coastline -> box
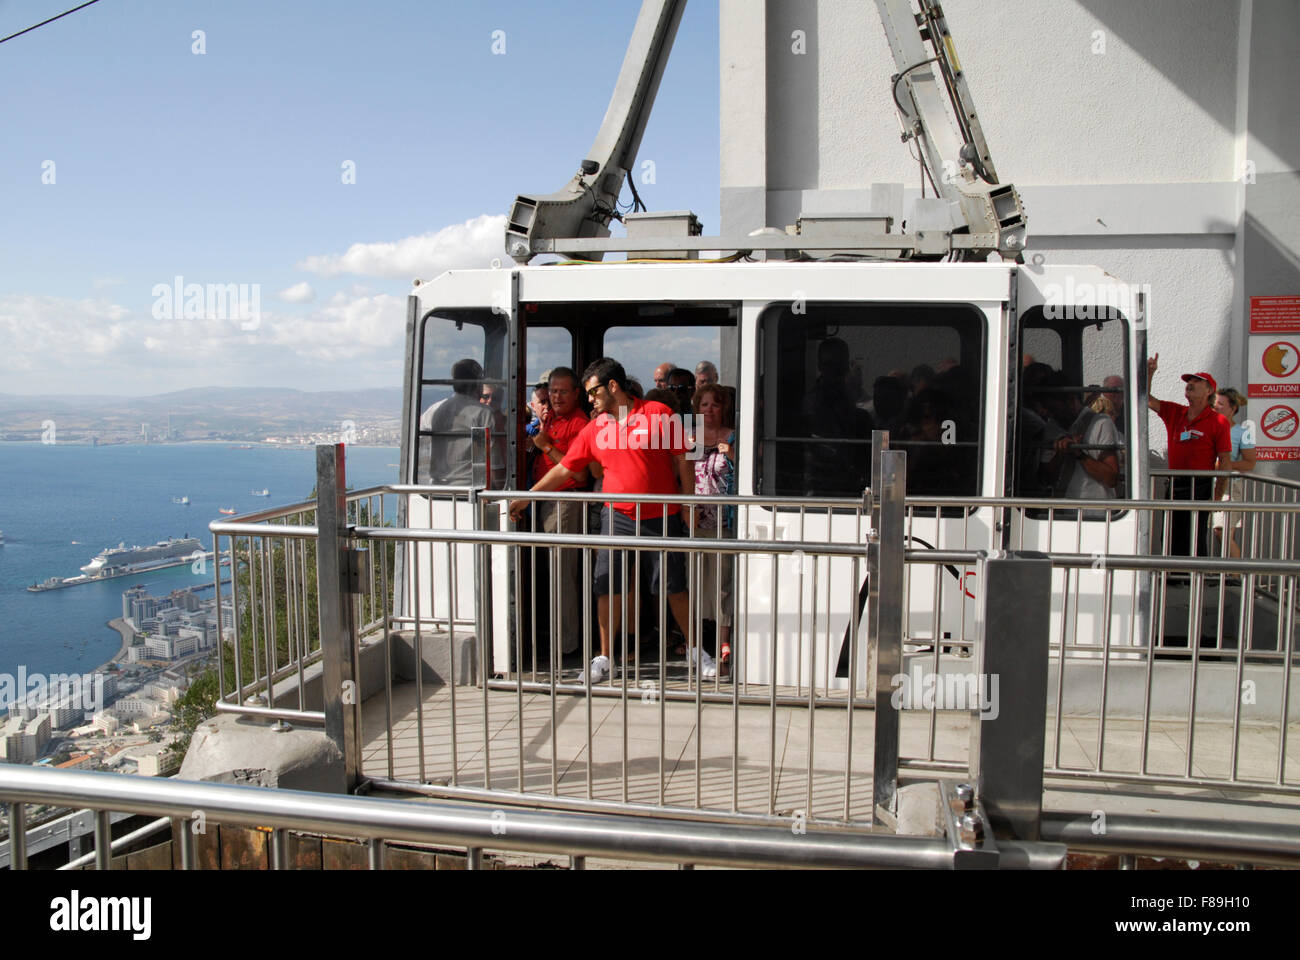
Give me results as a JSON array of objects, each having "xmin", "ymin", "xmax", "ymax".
[{"xmin": 96, "ymin": 618, "xmax": 136, "ymax": 674}]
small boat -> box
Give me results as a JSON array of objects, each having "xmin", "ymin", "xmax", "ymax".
[
  {"xmin": 172, "ymin": 496, "xmax": 190, "ymax": 505},
  {"xmin": 251, "ymin": 489, "xmax": 270, "ymax": 497},
  {"xmin": 219, "ymin": 508, "xmax": 237, "ymax": 515}
]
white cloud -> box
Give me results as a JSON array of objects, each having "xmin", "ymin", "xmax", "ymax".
[
  {"xmin": 0, "ymin": 290, "xmax": 406, "ymax": 393},
  {"xmin": 276, "ymin": 281, "xmax": 316, "ymax": 303},
  {"xmin": 296, "ymin": 213, "xmax": 507, "ymax": 279}
]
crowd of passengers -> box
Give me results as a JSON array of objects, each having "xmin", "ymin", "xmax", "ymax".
[
  {"xmin": 505, "ymin": 358, "xmax": 737, "ymax": 684},
  {"xmin": 795, "ymin": 336, "xmax": 980, "ymax": 496}
]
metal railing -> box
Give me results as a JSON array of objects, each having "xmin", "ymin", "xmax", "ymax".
[
  {"xmin": 6, "ymin": 439, "xmax": 1300, "ymax": 869},
  {"xmin": 194, "ymin": 442, "xmax": 1300, "ymax": 842},
  {"xmin": 0, "ymin": 765, "xmax": 1067, "ymax": 870}
]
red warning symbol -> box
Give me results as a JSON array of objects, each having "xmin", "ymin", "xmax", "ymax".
[
  {"xmin": 1261, "ymin": 405, "xmax": 1299, "ymax": 442},
  {"xmin": 1261, "ymin": 341, "xmax": 1300, "ymax": 378}
]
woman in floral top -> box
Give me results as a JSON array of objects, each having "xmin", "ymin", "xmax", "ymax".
[{"xmin": 690, "ymin": 384, "xmax": 737, "ymax": 675}]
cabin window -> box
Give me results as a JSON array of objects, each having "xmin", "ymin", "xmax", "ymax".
[
  {"xmin": 525, "ymin": 327, "xmax": 574, "ymax": 387},
  {"xmin": 415, "ymin": 309, "xmax": 507, "ymax": 486},
  {"xmin": 756, "ymin": 303, "xmax": 986, "ymax": 498},
  {"xmin": 1014, "ymin": 306, "xmax": 1130, "ymax": 507},
  {"xmin": 603, "ymin": 324, "xmax": 724, "ymax": 395}
]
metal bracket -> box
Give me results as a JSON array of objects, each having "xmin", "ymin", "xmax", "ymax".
[
  {"xmin": 939, "ymin": 780, "xmax": 999, "ymax": 869},
  {"xmin": 345, "ymin": 546, "xmax": 370, "ymax": 595}
]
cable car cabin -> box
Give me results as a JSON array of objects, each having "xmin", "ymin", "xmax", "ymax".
[{"xmin": 399, "ymin": 261, "xmax": 1148, "ymax": 691}]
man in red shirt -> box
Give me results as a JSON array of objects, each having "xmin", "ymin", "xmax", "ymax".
[
  {"xmin": 527, "ymin": 368, "xmax": 589, "ymax": 656},
  {"xmin": 511, "ymin": 357, "xmax": 707, "ymax": 684},
  {"xmin": 1147, "ymin": 354, "xmax": 1232, "ymax": 558}
]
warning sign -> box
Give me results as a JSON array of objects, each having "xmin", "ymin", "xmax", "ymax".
[
  {"xmin": 1255, "ymin": 402, "xmax": 1300, "ymax": 460},
  {"xmin": 1249, "ymin": 337, "xmax": 1300, "ymax": 397},
  {"xmin": 1250, "ymin": 296, "xmax": 1300, "ymax": 334},
  {"xmin": 1260, "ymin": 405, "xmax": 1299, "ymax": 442}
]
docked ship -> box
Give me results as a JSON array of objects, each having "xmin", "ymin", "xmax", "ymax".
[{"xmin": 79, "ymin": 537, "xmax": 205, "ymax": 578}]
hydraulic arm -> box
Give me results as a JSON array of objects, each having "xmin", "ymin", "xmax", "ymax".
[{"xmin": 505, "ymin": 0, "xmax": 1026, "ymax": 263}]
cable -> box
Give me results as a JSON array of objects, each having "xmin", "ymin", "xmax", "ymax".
[
  {"xmin": 626, "ymin": 168, "xmax": 646, "ymax": 214},
  {"xmin": 890, "ymin": 57, "xmax": 938, "ymax": 120},
  {"xmin": 0, "ymin": 0, "xmax": 101, "ymax": 45}
]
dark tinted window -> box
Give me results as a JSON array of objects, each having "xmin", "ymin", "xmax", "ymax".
[
  {"xmin": 757, "ymin": 303, "xmax": 985, "ymax": 497},
  {"xmin": 1014, "ymin": 307, "xmax": 1130, "ymax": 505},
  {"xmin": 415, "ymin": 310, "xmax": 507, "ymax": 486}
]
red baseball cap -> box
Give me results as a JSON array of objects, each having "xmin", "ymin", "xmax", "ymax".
[{"xmin": 1181, "ymin": 371, "xmax": 1217, "ymax": 393}]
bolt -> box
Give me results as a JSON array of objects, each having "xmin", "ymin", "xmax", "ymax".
[
  {"xmin": 958, "ymin": 813, "xmax": 984, "ymax": 846},
  {"xmin": 948, "ymin": 783, "xmax": 976, "ymax": 816}
]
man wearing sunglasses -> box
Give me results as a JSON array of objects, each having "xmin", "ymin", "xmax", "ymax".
[{"xmin": 510, "ymin": 357, "xmax": 709, "ymax": 683}]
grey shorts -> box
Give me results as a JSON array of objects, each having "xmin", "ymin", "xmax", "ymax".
[{"xmin": 592, "ymin": 507, "xmax": 687, "ymax": 597}]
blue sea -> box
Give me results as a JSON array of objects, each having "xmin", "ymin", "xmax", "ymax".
[{"xmin": 0, "ymin": 443, "xmax": 399, "ymax": 680}]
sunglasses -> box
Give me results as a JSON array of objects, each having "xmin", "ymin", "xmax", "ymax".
[{"xmin": 585, "ymin": 384, "xmax": 605, "ymax": 399}]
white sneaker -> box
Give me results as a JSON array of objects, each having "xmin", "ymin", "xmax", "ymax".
[
  {"xmin": 578, "ymin": 655, "xmax": 610, "ymax": 684},
  {"xmin": 691, "ymin": 648, "xmax": 717, "ymax": 680}
]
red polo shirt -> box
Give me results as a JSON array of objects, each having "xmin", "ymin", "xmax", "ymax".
[
  {"xmin": 562, "ymin": 399, "xmax": 687, "ymax": 518},
  {"xmin": 532, "ymin": 409, "xmax": 589, "ymax": 488},
  {"xmin": 1156, "ymin": 401, "xmax": 1231, "ymax": 470}
]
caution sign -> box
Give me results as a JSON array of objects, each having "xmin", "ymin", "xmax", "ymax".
[
  {"xmin": 1255, "ymin": 402, "xmax": 1300, "ymax": 460},
  {"xmin": 1250, "ymin": 296, "xmax": 1300, "ymax": 334},
  {"xmin": 1249, "ymin": 337, "xmax": 1300, "ymax": 397}
]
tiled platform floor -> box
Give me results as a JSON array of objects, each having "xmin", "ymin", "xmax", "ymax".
[{"xmin": 358, "ymin": 674, "xmax": 1300, "ymax": 826}]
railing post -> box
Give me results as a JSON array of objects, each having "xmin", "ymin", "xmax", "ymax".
[
  {"xmin": 8, "ymin": 803, "xmax": 27, "ymax": 870},
  {"xmin": 969, "ymin": 551, "xmax": 1052, "ymax": 841},
  {"xmin": 871, "ymin": 431, "xmax": 907, "ymax": 824},
  {"xmin": 94, "ymin": 809, "xmax": 112, "ymax": 870},
  {"xmin": 470, "ymin": 425, "xmax": 491, "ymax": 681},
  {"xmin": 317, "ymin": 443, "xmax": 359, "ymax": 792}
]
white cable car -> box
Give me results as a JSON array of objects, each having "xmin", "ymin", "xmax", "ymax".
[
  {"xmin": 399, "ymin": 258, "xmax": 1147, "ymax": 689},
  {"xmin": 397, "ymin": 0, "xmax": 1149, "ymax": 689}
]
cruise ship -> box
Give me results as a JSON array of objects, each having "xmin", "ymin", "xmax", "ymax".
[{"xmin": 79, "ymin": 537, "xmax": 204, "ymax": 577}]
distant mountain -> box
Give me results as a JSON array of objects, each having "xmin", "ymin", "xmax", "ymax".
[{"xmin": 0, "ymin": 387, "xmax": 403, "ymax": 441}]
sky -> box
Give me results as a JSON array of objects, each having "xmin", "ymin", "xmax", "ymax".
[{"xmin": 0, "ymin": 0, "xmax": 721, "ymax": 395}]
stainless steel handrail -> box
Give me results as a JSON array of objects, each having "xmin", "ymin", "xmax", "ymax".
[{"xmin": 0, "ymin": 766, "xmax": 1062, "ymax": 870}]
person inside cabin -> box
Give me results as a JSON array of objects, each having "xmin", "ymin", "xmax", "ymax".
[
  {"xmin": 420, "ymin": 358, "xmax": 500, "ymax": 486},
  {"xmin": 695, "ymin": 360, "xmax": 719, "ymax": 391},
  {"xmin": 509, "ymin": 358, "xmax": 708, "ymax": 684},
  {"xmin": 1210, "ymin": 387, "xmax": 1256, "ymax": 558},
  {"xmin": 527, "ymin": 367, "xmax": 591, "ymax": 654},
  {"xmin": 1103, "ymin": 374, "xmax": 1126, "ymax": 432},
  {"xmin": 690, "ymin": 383, "xmax": 738, "ymax": 677},
  {"xmin": 667, "ymin": 368, "xmax": 695, "ymax": 409},
  {"xmin": 801, "ymin": 337, "xmax": 872, "ymax": 492},
  {"xmin": 1017, "ymin": 363, "xmax": 1068, "ymax": 497},
  {"xmin": 523, "ymin": 373, "xmax": 553, "ymax": 486},
  {"xmin": 898, "ymin": 389, "xmax": 965, "ymax": 495},
  {"xmin": 526, "ymin": 372, "xmax": 552, "ymax": 433},
  {"xmin": 645, "ymin": 387, "xmax": 681, "ymax": 415},
  {"xmin": 1147, "ymin": 355, "xmax": 1232, "ymax": 559},
  {"xmin": 479, "ymin": 381, "xmax": 508, "ymax": 438},
  {"xmin": 871, "ymin": 375, "xmax": 908, "ymax": 439},
  {"xmin": 653, "ymin": 361, "xmax": 676, "ymax": 391},
  {"xmin": 1053, "ymin": 390, "xmax": 1120, "ymax": 505}
]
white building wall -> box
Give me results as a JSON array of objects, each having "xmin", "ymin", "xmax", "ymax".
[{"xmin": 719, "ymin": 0, "xmax": 1298, "ymax": 469}]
